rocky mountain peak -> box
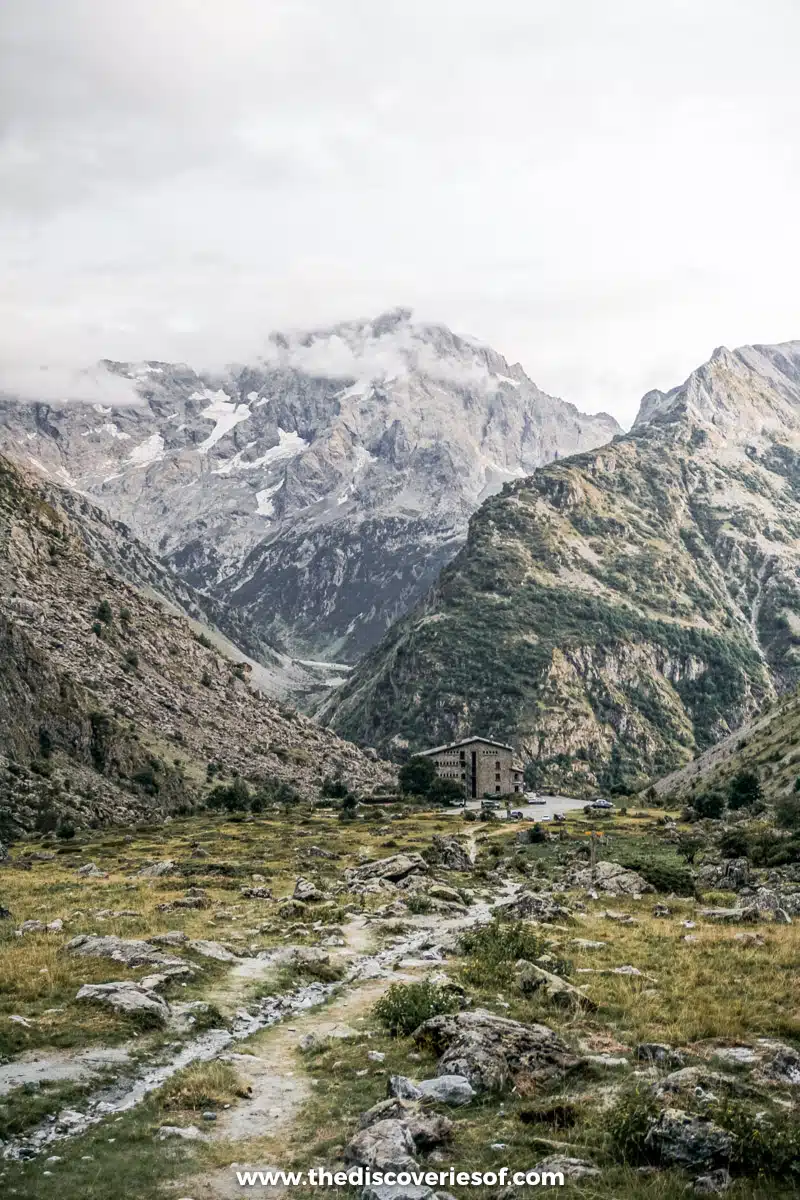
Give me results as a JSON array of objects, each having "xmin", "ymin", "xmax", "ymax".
[
  {"xmin": 0, "ymin": 313, "xmax": 620, "ymax": 674},
  {"xmin": 633, "ymin": 339, "xmax": 800, "ymax": 442}
]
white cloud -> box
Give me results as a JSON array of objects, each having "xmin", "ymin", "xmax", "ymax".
[
  {"xmin": 0, "ymin": 362, "xmax": 143, "ymax": 406},
  {"xmin": 0, "ymin": 1, "xmax": 799, "ymax": 424}
]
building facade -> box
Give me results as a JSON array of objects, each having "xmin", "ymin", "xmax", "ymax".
[{"xmin": 419, "ymin": 737, "xmax": 524, "ymax": 799}]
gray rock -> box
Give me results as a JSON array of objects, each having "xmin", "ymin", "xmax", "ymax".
[
  {"xmin": 693, "ymin": 1169, "xmax": 732, "ymax": 1195},
  {"xmin": 493, "ymin": 891, "xmax": 571, "ymax": 923},
  {"xmin": 634, "ymin": 1043, "xmax": 685, "ymax": 1068},
  {"xmin": 344, "ymin": 1118, "xmax": 418, "ymax": 1171},
  {"xmin": 347, "ymin": 853, "xmax": 428, "ymax": 886},
  {"xmin": 156, "ymin": 1124, "xmax": 205, "ymax": 1141},
  {"xmin": 404, "ymin": 1112, "xmax": 453, "ymax": 1150},
  {"xmin": 570, "ymin": 939, "xmax": 607, "ymax": 950},
  {"xmin": 514, "ymin": 962, "xmax": 597, "ymax": 1011},
  {"xmin": 294, "ymin": 877, "xmax": 324, "ymax": 902},
  {"xmin": 412, "ymin": 1008, "xmax": 582, "ymax": 1093},
  {"xmin": 240, "ymin": 886, "xmax": 273, "ymax": 899},
  {"xmin": 76, "ymin": 863, "xmax": 107, "ymax": 879},
  {"xmin": 65, "ymin": 934, "xmax": 186, "ymax": 969},
  {"xmin": 76, "ymin": 981, "xmax": 170, "ymax": 1024},
  {"xmin": 571, "ymin": 861, "xmax": 654, "ymax": 896},
  {"xmin": 416, "ymin": 1075, "xmax": 475, "ymax": 1106},
  {"xmin": 654, "ymin": 1066, "xmax": 741, "ymax": 1102},
  {"xmin": 388, "ymin": 1075, "xmax": 422, "ymax": 1100},
  {"xmin": 362, "ymin": 1187, "xmax": 431, "ymax": 1200},
  {"xmin": 186, "ymin": 939, "xmax": 239, "ymax": 962},
  {"xmin": 137, "ymin": 860, "xmax": 176, "ymax": 878},
  {"xmin": 429, "ymin": 836, "xmax": 472, "ymax": 872},
  {"xmin": 644, "ymin": 1108, "xmax": 733, "ymax": 1169},
  {"xmin": 699, "ymin": 906, "xmax": 759, "ymax": 924},
  {"xmin": 149, "ymin": 931, "xmax": 189, "ymax": 946},
  {"xmin": 533, "ymin": 1156, "xmax": 600, "ymax": 1180},
  {"xmin": 359, "ymin": 1098, "xmax": 415, "ymax": 1129}
]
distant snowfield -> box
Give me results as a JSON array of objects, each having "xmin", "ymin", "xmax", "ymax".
[{"xmin": 127, "ymin": 432, "xmax": 165, "ymax": 467}]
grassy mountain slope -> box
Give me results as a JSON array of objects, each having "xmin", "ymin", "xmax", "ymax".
[
  {"xmin": 321, "ymin": 342, "xmax": 800, "ymax": 794},
  {"xmin": 0, "ymin": 455, "xmax": 389, "ymax": 839}
]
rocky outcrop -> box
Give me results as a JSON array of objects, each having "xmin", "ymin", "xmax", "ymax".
[
  {"xmin": 412, "ymin": 1009, "xmax": 582, "ymax": 1092},
  {"xmin": 346, "ymin": 853, "xmax": 428, "ymax": 887},
  {"xmin": 75, "ymin": 981, "xmax": 170, "ymax": 1024},
  {"xmin": 644, "ymin": 1108, "xmax": 733, "ymax": 1169},
  {"xmin": 570, "ymin": 861, "xmax": 655, "ymax": 896}
]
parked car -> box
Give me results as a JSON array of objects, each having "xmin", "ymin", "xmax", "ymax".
[
  {"xmin": 589, "ymin": 798, "xmax": 615, "ymax": 810},
  {"xmin": 481, "ymin": 798, "xmax": 500, "ymax": 810},
  {"xmin": 524, "ymin": 792, "xmax": 546, "ymax": 804},
  {"xmin": 507, "ymin": 810, "xmax": 524, "ymax": 820}
]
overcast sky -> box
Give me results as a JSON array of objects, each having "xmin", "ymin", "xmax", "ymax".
[{"xmin": 1, "ymin": 0, "xmax": 798, "ymax": 424}]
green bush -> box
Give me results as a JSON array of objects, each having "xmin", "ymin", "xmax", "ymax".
[
  {"xmin": 694, "ymin": 791, "xmax": 725, "ymax": 819},
  {"xmin": 728, "ymin": 769, "xmax": 762, "ymax": 810},
  {"xmin": 96, "ymin": 599, "xmax": 113, "ymax": 623},
  {"xmin": 373, "ymin": 980, "xmax": 459, "ymax": 1038},
  {"xmin": 715, "ymin": 1099, "xmax": 800, "ymax": 1179},
  {"xmin": 321, "ymin": 775, "xmax": 348, "ymax": 799},
  {"xmin": 459, "ymin": 918, "xmax": 548, "ymax": 986}
]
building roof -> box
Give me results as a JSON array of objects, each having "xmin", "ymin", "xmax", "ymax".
[{"xmin": 419, "ymin": 736, "xmax": 516, "ymax": 756}]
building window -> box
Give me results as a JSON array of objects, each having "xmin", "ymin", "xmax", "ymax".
[{"xmin": 495, "ymin": 785, "xmax": 501, "ymax": 792}]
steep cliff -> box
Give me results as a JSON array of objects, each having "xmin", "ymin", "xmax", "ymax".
[{"xmin": 321, "ymin": 341, "xmax": 800, "ymax": 794}]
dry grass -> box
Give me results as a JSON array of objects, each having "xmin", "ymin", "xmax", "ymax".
[{"xmin": 159, "ymin": 1060, "xmax": 247, "ymax": 1112}]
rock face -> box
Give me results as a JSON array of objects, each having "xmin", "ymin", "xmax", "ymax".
[
  {"xmin": 412, "ymin": 1008, "xmax": 582, "ymax": 1092},
  {"xmin": 0, "ymin": 311, "xmax": 618, "ymax": 678},
  {"xmin": 428, "ymin": 836, "xmax": 472, "ymax": 872},
  {"xmin": 346, "ymin": 853, "xmax": 428, "ymax": 886},
  {"xmin": 323, "ymin": 340, "xmax": 800, "ymax": 790},
  {"xmin": 0, "ymin": 454, "xmax": 390, "ymax": 836}
]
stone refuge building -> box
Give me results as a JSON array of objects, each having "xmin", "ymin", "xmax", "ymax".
[{"xmin": 419, "ymin": 736, "xmax": 525, "ymax": 799}]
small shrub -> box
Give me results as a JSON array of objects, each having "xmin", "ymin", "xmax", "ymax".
[
  {"xmin": 96, "ymin": 599, "xmax": 113, "ymax": 623},
  {"xmin": 195, "ymin": 631, "xmax": 214, "ymax": 649},
  {"xmin": 56, "ymin": 820, "xmax": 76, "ymax": 840},
  {"xmin": 694, "ymin": 791, "xmax": 725, "ymax": 819},
  {"xmin": 321, "ymin": 775, "xmax": 348, "ymax": 799},
  {"xmin": 373, "ymin": 980, "xmax": 459, "ymax": 1038},
  {"xmin": 459, "ymin": 918, "xmax": 548, "ymax": 986},
  {"xmin": 124, "ymin": 649, "xmax": 139, "ymax": 668},
  {"xmin": 606, "ymin": 1087, "xmax": 661, "ymax": 1164}
]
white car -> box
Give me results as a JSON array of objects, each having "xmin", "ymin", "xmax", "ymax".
[{"xmin": 590, "ymin": 798, "xmax": 615, "ymax": 810}]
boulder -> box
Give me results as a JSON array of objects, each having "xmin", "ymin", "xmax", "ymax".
[
  {"xmin": 65, "ymin": 934, "xmax": 185, "ymax": 969},
  {"xmin": 404, "ymin": 1112, "xmax": 453, "ymax": 1150},
  {"xmin": 699, "ymin": 906, "xmax": 760, "ymax": 924},
  {"xmin": 412, "ymin": 1008, "xmax": 582, "ymax": 1093},
  {"xmin": 644, "ymin": 1108, "xmax": 733, "ymax": 1169},
  {"xmin": 76, "ymin": 981, "xmax": 170, "ymax": 1024},
  {"xmin": 271, "ymin": 945, "xmax": 330, "ymax": 969},
  {"xmin": 571, "ymin": 861, "xmax": 654, "ymax": 896},
  {"xmin": 654, "ymin": 1067, "xmax": 742, "ymax": 1102},
  {"xmin": 156, "ymin": 1124, "xmax": 205, "ymax": 1140},
  {"xmin": 603, "ymin": 910, "xmax": 637, "ymax": 923},
  {"xmin": 76, "ymin": 863, "xmax": 107, "ymax": 879},
  {"xmin": 186, "ymin": 939, "xmax": 239, "ymax": 962},
  {"xmin": 347, "ymin": 854, "xmax": 428, "ymax": 886},
  {"xmin": 416, "ymin": 1075, "xmax": 475, "ymax": 1106},
  {"xmin": 514, "ymin": 962, "xmax": 597, "ymax": 1012},
  {"xmin": 493, "ymin": 891, "xmax": 571, "ymax": 923},
  {"xmin": 388, "ymin": 1075, "xmax": 423, "ymax": 1100},
  {"xmin": 137, "ymin": 860, "xmax": 176, "ymax": 878},
  {"xmin": 149, "ymin": 931, "xmax": 189, "ymax": 946},
  {"xmin": 429, "ymin": 836, "xmax": 472, "ymax": 872},
  {"xmin": 427, "ymin": 884, "xmax": 464, "ymax": 905},
  {"xmin": 294, "ymin": 877, "xmax": 325, "ymax": 903},
  {"xmin": 344, "ymin": 1118, "xmax": 418, "ymax": 1171},
  {"xmin": 570, "ymin": 939, "xmax": 607, "ymax": 950},
  {"xmin": 240, "ymin": 887, "xmax": 273, "ymax": 900}
]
